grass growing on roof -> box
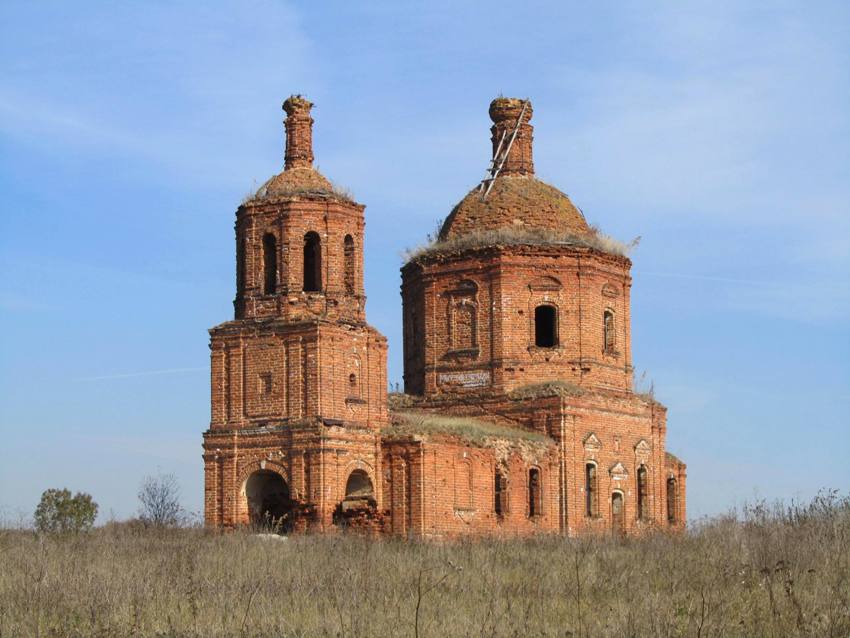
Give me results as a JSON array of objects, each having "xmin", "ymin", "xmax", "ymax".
[
  {"xmin": 508, "ymin": 381, "xmax": 585, "ymax": 400},
  {"xmin": 385, "ymin": 411, "xmax": 551, "ymax": 448},
  {"xmin": 403, "ymin": 224, "xmax": 638, "ymax": 262}
]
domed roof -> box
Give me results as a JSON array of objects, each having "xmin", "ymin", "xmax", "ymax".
[
  {"xmin": 439, "ymin": 175, "xmax": 590, "ymax": 240},
  {"xmin": 253, "ymin": 166, "xmax": 335, "ymax": 200},
  {"xmin": 246, "ymin": 95, "xmax": 354, "ymax": 204}
]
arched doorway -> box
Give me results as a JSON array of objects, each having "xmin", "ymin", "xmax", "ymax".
[
  {"xmin": 611, "ymin": 491, "xmax": 625, "ymax": 536},
  {"xmin": 245, "ymin": 470, "xmax": 292, "ymax": 531}
]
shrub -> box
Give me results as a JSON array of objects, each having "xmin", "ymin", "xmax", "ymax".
[
  {"xmin": 137, "ymin": 472, "xmax": 184, "ymax": 527},
  {"xmin": 33, "ymin": 488, "xmax": 97, "ymax": 534}
]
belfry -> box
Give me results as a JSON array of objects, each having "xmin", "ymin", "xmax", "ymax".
[{"xmin": 203, "ymin": 95, "xmax": 687, "ymax": 536}]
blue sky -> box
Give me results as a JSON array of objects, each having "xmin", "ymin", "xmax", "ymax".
[{"xmin": 1, "ymin": 1, "xmax": 848, "ymax": 523}]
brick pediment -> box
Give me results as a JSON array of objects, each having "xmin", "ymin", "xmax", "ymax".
[
  {"xmin": 609, "ymin": 462, "xmax": 628, "ymax": 480},
  {"xmin": 583, "ymin": 433, "xmax": 602, "ymax": 452}
]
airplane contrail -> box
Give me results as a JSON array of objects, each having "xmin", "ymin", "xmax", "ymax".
[{"xmin": 76, "ymin": 367, "xmax": 208, "ymax": 381}]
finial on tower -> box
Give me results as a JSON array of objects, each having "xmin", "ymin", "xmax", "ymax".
[
  {"xmin": 488, "ymin": 97, "xmax": 534, "ymax": 177},
  {"xmin": 283, "ymin": 95, "xmax": 314, "ymax": 170}
]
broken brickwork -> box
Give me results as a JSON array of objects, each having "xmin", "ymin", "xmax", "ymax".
[{"xmin": 202, "ymin": 95, "xmax": 687, "ymax": 537}]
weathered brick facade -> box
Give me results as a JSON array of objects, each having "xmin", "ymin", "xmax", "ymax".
[{"xmin": 203, "ymin": 95, "xmax": 687, "ymax": 537}]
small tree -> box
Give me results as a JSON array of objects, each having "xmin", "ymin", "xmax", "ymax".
[
  {"xmin": 34, "ymin": 488, "xmax": 98, "ymax": 534},
  {"xmin": 138, "ymin": 472, "xmax": 184, "ymax": 527}
]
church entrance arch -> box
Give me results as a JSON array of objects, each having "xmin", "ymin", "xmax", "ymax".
[{"xmin": 245, "ymin": 470, "xmax": 293, "ymax": 531}]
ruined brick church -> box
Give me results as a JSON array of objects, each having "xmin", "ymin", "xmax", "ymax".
[{"xmin": 202, "ymin": 95, "xmax": 687, "ymax": 537}]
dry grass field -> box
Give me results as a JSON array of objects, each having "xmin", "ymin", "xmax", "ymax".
[{"xmin": 1, "ymin": 492, "xmax": 848, "ymax": 638}]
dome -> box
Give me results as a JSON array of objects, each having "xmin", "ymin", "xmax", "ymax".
[
  {"xmin": 439, "ymin": 175, "xmax": 590, "ymax": 240},
  {"xmin": 246, "ymin": 95, "xmax": 353, "ymax": 203},
  {"xmin": 253, "ymin": 166, "xmax": 335, "ymax": 200}
]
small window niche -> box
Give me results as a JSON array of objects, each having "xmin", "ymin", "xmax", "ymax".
[{"xmin": 259, "ymin": 372, "xmax": 273, "ymax": 396}]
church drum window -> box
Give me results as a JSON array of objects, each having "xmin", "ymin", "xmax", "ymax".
[
  {"xmin": 534, "ymin": 305, "xmax": 558, "ymax": 347},
  {"xmin": 603, "ymin": 309, "xmax": 615, "ymax": 354},
  {"xmin": 262, "ymin": 233, "xmax": 277, "ymax": 295},
  {"xmin": 237, "ymin": 237, "xmax": 247, "ymax": 294},
  {"xmin": 303, "ymin": 231, "xmax": 322, "ymax": 292},
  {"xmin": 343, "ymin": 234, "xmax": 355, "ymax": 294}
]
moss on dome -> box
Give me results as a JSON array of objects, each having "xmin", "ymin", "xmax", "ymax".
[{"xmin": 439, "ymin": 176, "xmax": 590, "ymax": 241}]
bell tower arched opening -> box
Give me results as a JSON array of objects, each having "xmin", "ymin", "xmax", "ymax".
[
  {"xmin": 262, "ymin": 233, "xmax": 277, "ymax": 295},
  {"xmin": 303, "ymin": 231, "xmax": 322, "ymax": 292}
]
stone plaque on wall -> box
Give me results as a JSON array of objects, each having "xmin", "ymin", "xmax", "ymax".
[{"xmin": 438, "ymin": 370, "xmax": 491, "ymax": 388}]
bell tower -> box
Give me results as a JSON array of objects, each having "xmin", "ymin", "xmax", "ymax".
[
  {"xmin": 234, "ymin": 96, "xmax": 366, "ymax": 324},
  {"xmin": 203, "ymin": 96, "xmax": 388, "ymax": 531}
]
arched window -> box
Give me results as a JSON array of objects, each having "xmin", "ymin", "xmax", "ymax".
[
  {"xmin": 528, "ymin": 468, "xmax": 542, "ymax": 517},
  {"xmin": 611, "ymin": 491, "xmax": 625, "ymax": 535},
  {"xmin": 237, "ymin": 237, "xmax": 246, "ymax": 293},
  {"xmin": 348, "ymin": 372, "xmax": 358, "ymax": 397},
  {"xmin": 343, "ymin": 234, "xmax": 355, "ymax": 294},
  {"xmin": 344, "ymin": 469, "xmax": 374, "ymax": 500},
  {"xmin": 494, "ymin": 468, "xmax": 508, "ymax": 517},
  {"xmin": 637, "ymin": 465, "xmax": 648, "ymax": 521},
  {"xmin": 534, "ymin": 305, "xmax": 558, "ymax": 347},
  {"xmin": 603, "ymin": 310, "xmax": 615, "ymax": 353},
  {"xmin": 585, "ymin": 463, "xmax": 598, "ymax": 517},
  {"xmin": 303, "ymin": 231, "xmax": 322, "ymax": 292},
  {"xmin": 262, "ymin": 233, "xmax": 277, "ymax": 295},
  {"xmin": 667, "ymin": 477, "xmax": 678, "ymax": 524}
]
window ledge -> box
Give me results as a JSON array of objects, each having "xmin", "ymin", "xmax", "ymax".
[
  {"xmin": 443, "ymin": 348, "xmax": 479, "ymax": 359},
  {"xmin": 528, "ymin": 345, "xmax": 564, "ymax": 353}
]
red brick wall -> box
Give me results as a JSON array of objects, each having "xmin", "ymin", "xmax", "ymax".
[
  {"xmin": 203, "ymin": 423, "xmax": 383, "ymax": 529},
  {"xmin": 209, "ymin": 321, "xmax": 387, "ymax": 429},
  {"xmin": 234, "ymin": 197, "xmax": 367, "ymax": 324},
  {"xmin": 387, "ymin": 387, "xmax": 681, "ymax": 536},
  {"xmin": 401, "ymin": 245, "xmax": 633, "ymax": 397}
]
